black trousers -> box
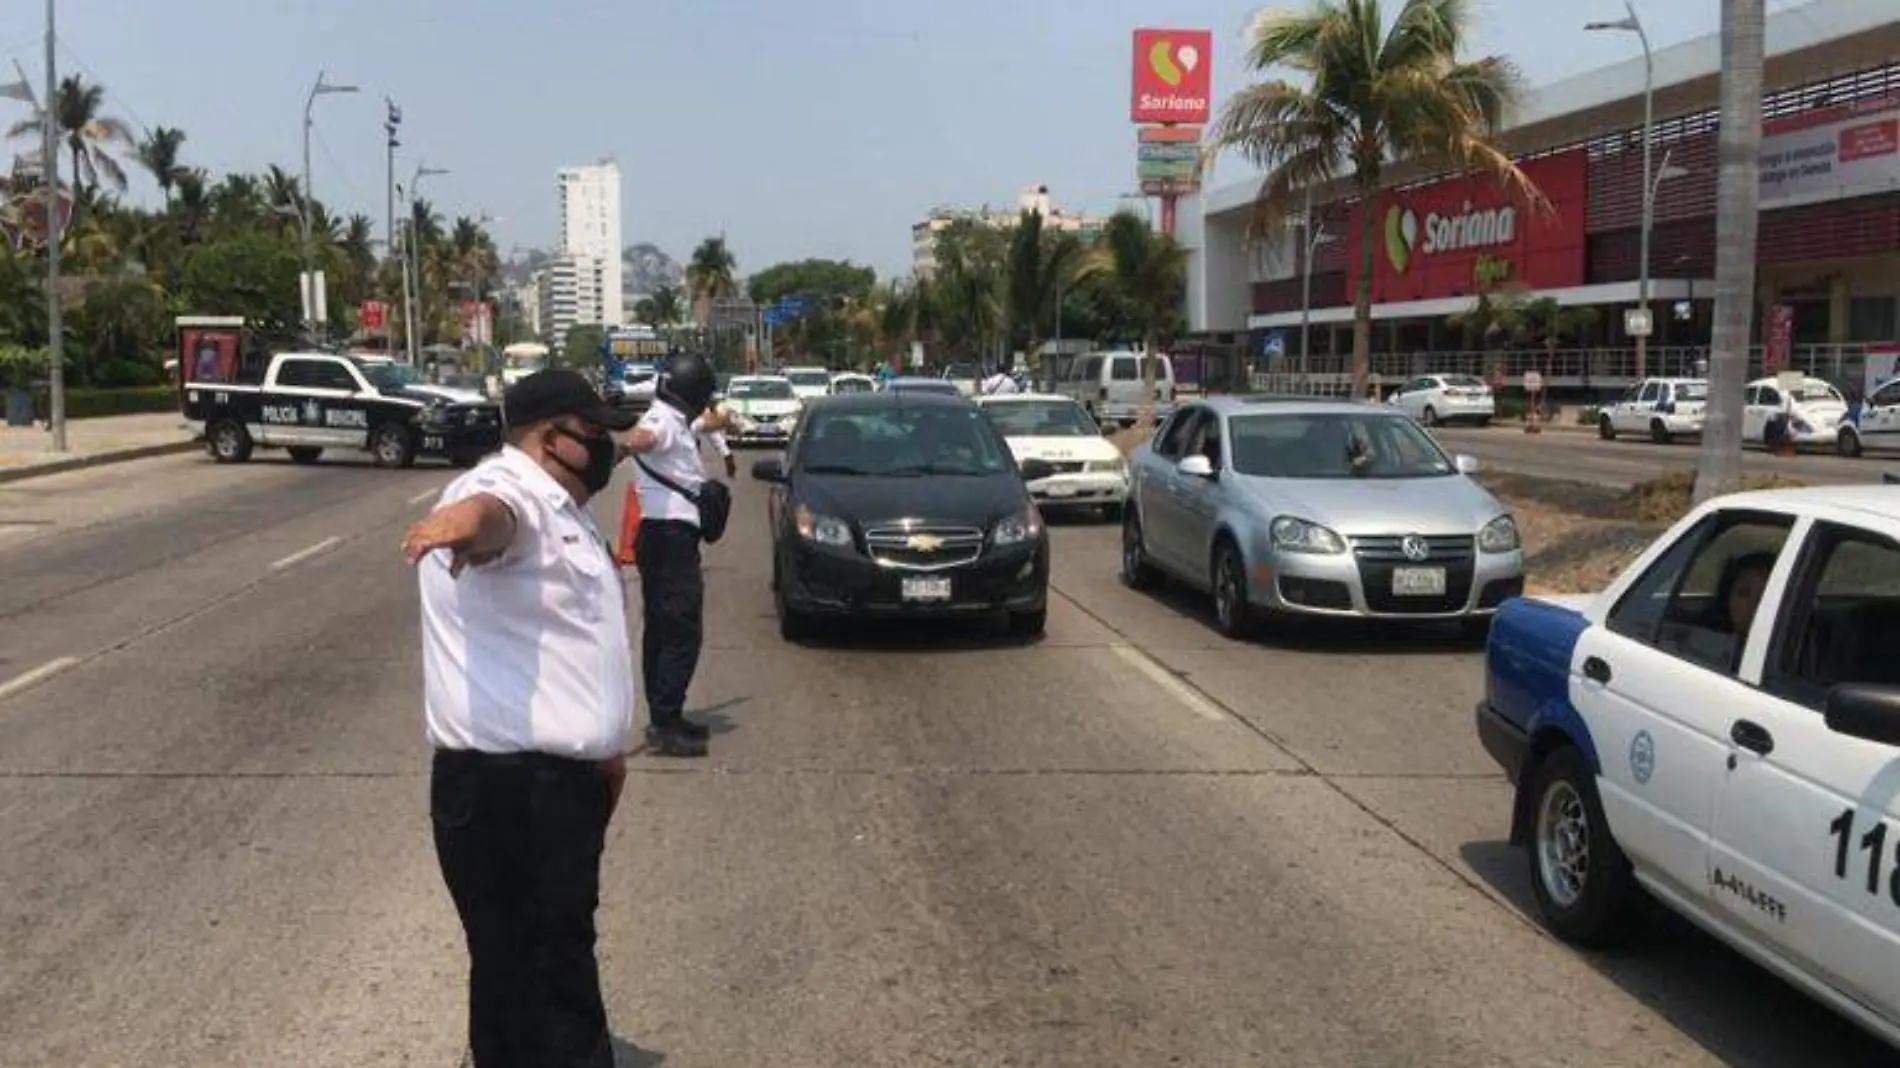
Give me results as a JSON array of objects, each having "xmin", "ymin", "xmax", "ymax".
[
  {"xmin": 431, "ymin": 749, "xmax": 614, "ymax": 1068},
  {"xmin": 634, "ymin": 519, "xmax": 704, "ymax": 727}
]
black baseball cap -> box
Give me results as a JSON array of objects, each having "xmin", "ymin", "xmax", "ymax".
[{"xmin": 502, "ymin": 369, "xmax": 639, "ymax": 432}]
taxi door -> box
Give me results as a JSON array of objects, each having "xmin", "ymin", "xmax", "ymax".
[
  {"xmin": 1569, "ymin": 509, "xmax": 1798, "ymax": 907},
  {"xmin": 1855, "ymin": 379, "xmax": 1900, "ymax": 450},
  {"xmin": 1707, "ymin": 517, "xmax": 1900, "ymax": 1023}
]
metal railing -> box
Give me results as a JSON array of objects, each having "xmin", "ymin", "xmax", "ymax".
[{"xmin": 1254, "ymin": 343, "xmax": 1887, "ymax": 395}]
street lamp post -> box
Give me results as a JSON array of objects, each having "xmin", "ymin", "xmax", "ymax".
[
  {"xmin": 403, "ymin": 165, "xmax": 450, "ymax": 365},
  {"xmin": 301, "ymin": 71, "xmax": 358, "ymax": 342},
  {"xmin": 1587, "ymin": 2, "xmax": 1653, "ymax": 380},
  {"xmin": 41, "ymin": 0, "xmax": 65, "ymax": 451},
  {"xmin": 1296, "ymin": 188, "xmax": 1334, "ymax": 395}
]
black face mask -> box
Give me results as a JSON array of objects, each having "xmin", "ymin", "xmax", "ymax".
[{"xmin": 552, "ymin": 427, "xmax": 617, "ymax": 496}]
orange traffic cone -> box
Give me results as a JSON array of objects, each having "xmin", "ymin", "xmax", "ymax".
[{"xmin": 614, "ymin": 483, "xmax": 641, "ymax": 567}]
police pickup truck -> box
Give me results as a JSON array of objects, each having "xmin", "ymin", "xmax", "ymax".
[{"xmin": 181, "ymin": 340, "xmax": 502, "ymax": 468}]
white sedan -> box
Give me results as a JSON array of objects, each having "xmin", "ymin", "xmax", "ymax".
[
  {"xmin": 976, "ymin": 394, "xmax": 1128, "ymax": 519},
  {"xmin": 1477, "ymin": 484, "xmax": 1900, "ymax": 1050},
  {"xmin": 1387, "ymin": 373, "xmax": 1495, "ymax": 427}
]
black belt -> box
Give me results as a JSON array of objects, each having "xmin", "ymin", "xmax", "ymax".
[{"xmin": 433, "ymin": 748, "xmax": 602, "ymax": 771}]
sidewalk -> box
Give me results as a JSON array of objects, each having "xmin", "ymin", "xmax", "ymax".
[{"xmin": 0, "ymin": 412, "xmax": 199, "ymax": 484}]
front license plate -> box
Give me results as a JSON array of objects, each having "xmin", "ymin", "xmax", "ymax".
[
  {"xmin": 901, "ymin": 576, "xmax": 952, "ymax": 602},
  {"xmin": 1043, "ymin": 483, "xmax": 1076, "ymax": 497},
  {"xmin": 1391, "ymin": 567, "xmax": 1446, "ymax": 597}
]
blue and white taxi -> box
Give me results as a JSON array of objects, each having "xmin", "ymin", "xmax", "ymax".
[{"xmin": 1478, "ymin": 485, "xmax": 1900, "ymax": 1048}]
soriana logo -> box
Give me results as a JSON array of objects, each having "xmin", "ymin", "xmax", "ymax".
[{"xmin": 1132, "ymin": 29, "xmax": 1212, "ymax": 124}]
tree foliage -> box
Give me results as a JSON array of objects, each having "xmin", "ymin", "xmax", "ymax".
[{"xmin": 747, "ymin": 258, "xmax": 875, "ymax": 307}]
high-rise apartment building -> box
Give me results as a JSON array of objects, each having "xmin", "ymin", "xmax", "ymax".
[
  {"xmin": 911, "ymin": 185, "xmax": 1106, "ymax": 277},
  {"xmin": 543, "ymin": 160, "xmax": 624, "ymax": 346}
]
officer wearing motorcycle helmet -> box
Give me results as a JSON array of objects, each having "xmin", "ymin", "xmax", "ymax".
[{"xmin": 621, "ymin": 351, "xmax": 736, "ymax": 757}]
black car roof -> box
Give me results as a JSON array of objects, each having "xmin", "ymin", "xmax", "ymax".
[{"xmin": 806, "ymin": 390, "xmax": 972, "ymax": 411}]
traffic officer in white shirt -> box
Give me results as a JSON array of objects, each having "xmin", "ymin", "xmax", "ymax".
[
  {"xmin": 621, "ymin": 351, "xmax": 731, "ymax": 757},
  {"xmin": 980, "ymin": 362, "xmax": 1020, "ymax": 395},
  {"xmin": 401, "ymin": 368, "xmax": 637, "ymax": 1068}
]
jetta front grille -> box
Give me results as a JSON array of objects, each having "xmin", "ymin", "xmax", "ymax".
[
  {"xmin": 1350, "ymin": 534, "xmax": 1475, "ymax": 562},
  {"xmin": 863, "ymin": 523, "xmax": 984, "ymax": 571}
]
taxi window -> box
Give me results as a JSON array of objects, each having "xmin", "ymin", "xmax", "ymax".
[
  {"xmin": 1608, "ymin": 512, "xmax": 1793, "ymax": 675},
  {"xmin": 1767, "ymin": 525, "xmax": 1900, "ymax": 710}
]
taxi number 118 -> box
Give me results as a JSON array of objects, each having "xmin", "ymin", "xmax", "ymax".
[{"xmin": 1829, "ymin": 808, "xmax": 1900, "ymax": 905}]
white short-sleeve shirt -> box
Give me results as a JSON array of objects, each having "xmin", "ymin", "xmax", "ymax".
[
  {"xmin": 633, "ymin": 402, "xmax": 707, "ymax": 526},
  {"xmin": 419, "ymin": 446, "xmax": 634, "ymax": 761}
]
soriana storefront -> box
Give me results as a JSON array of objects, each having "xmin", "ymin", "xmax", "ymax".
[{"xmin": 1237, "ymin": 62, "xmax": 1900, "ymax": 365}]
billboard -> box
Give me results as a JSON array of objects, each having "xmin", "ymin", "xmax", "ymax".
[
  {"xmin": 1138, "ymin": 125, "xmax": 1203, "ymax": 195},
  {"xmin": 1132, "ymin": 29, "xmax": 1212, "ymax": 125},
  {"xmin": 1760, "ymin": 95, "xmax": 1900, "ymax": 207},
  {"xmin": 1345, "ymin": 150, "xmax": 1589, "ymax": 303}
]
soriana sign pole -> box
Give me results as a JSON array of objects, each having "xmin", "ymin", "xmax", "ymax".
[{"xmin": 1132, "ymin": 28, "xmax": 1212, "ymax": 236}]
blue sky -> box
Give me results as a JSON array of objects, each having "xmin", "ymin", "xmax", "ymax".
[{"xmin": 0, "ymin": 1, "xmax": 1780, "ymax": 279}]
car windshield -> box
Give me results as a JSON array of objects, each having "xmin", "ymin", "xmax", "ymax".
[
  {"xmin": 358, "ymin": 360, "xmax": 422, "ymax": 391},
  {"xmin": 787, "ymin": 371, "xmax": 831, "ymax": 388},
  {"xmin": 1674, "ymin": 383, "xmax": 1709, "ymax": 401},
  {"xmin": 1229, "ymin": 412, "xmax": 1455, "ymax": 479},
  {"xmin": 1794, "ymin": 381, "xmax": 1843, "ymax": 403},
  {"xmin": 831, "ymin": 378, "xmax": 875, "ymax": 394},
  {"xmin": 982, "ymin": 399, "xmax": 1097, "ymax": 438},
  {"xmin": 797, "ymin": 406, "xmax": 1012, "ymax": 476},
  {"xmin": 729, "ymin": 378, "xmax": 794, "ymax": 399},
  {"xmin": 943, "ymin": 363, "xmax": 977, "ymax": 381}
]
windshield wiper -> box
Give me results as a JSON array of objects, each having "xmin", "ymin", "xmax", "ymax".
[{"xmin": 801, "ymin": 464, "xmax": 874, "ymax": 476}]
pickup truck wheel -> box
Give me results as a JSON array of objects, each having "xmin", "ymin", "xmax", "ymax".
[
  {"xmin": 208, "ymin": 419, "xmax": 253, "ymax": 464},
  {"xmin": 1120, "ymin": 509, "xmax": 1160, "ymax": 590},
  {"xmin": 1649, "ymin": 419, "xmax": 1673, "ymax": 445},
  {"xmin": 1211, "ymin": 539, "xmax": 1256, "ymax": 639},
  {"xmin": 1526, "ymin": 746, "xmax": 1644, "ymax": 947},
  {"xmin": 371, "ymin": 423, "xmax": 416, "ymax": 469},
  {"xmin": 1598, "ymin": 415, "xmax": 1616, "ymax": 440},
  {"xmin": 287, "ymin": 446, "xmax": 323, "ymax": 465},
  {"xmin": 1838, "ymin": 426, "xmax": 1864, "ymax": 458}
]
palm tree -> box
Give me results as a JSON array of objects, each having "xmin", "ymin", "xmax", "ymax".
[
  {"xmin": 6, "ymin": 75, "xmax": 135, "ymax": 228},
  {"xmin": 1005, "ymin": 210, "xmax": 1082, "ymax": 383},
  {"xmin": 647, "ymin": 283, "xmax": 683, "ymax": 325},
  {"xmin": 171, "ymin": 168, "xmax": 209, "ymax": 243},
  {"xmin": 1077, "ymin": 211, "xmax": 1187, "ymax": 433},
  {"xmin": 137, "ymin": 126, "xmax": 187, "ymax": 205},
  {"xmin": 1208, "ymin": 0, "xmax": 1534, "ymax": 400},
  {"xmin": 1694, "ymin": 0, "xmax": 1764, "ymax": 504},
  {"xmin": 686, "ymin": 236, "xmax": 737, "ymax": 325}
]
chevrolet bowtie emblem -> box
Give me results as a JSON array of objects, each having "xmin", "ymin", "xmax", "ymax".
[{"xmin": 907, "ymin": 534, "xmax": 945, "ymax": 552}]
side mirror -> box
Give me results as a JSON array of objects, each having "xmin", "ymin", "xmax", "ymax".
[
  {"xmin": 1177, "ymin": 454, "xmax": 1215, "ymax": 479},
  {"xmin": 1825, "ymin": 684, "xmax": 1900, "ymax": 747},
  {"xmin": 1019, "ymin": 458, "xmax": 1056, "ymax": 482},
  {"xmin": 1455, "ymin": 454, "xmax": 1480, "ymax": 475},
  {"xmin": 751, "ymin": 459, "xmax": 786, "ymax": 483}
]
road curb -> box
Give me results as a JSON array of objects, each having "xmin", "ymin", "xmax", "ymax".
[{"xmin": 0, "ymin": 439, "xmax": 199, "ymax": 485}]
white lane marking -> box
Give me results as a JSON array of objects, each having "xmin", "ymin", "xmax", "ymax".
[
  {"xmin": 1110, "ymin": 643, "xmax": 1227, "ymax": 722},
  {"xmin": 409, "ymin": 489, "xmax": 439, "ymax": 505},
  {"xmin": 0, "ymin": 657, "xmax": 79, "ymax": 701},
  {"xmin": 270, "ymin": 536, "xmax": 342, "ymax": 571}
]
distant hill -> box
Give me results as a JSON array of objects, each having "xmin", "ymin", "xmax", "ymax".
[{"xmin": 500, "ymin": 243, "xmax": 682, "ymax": 298}]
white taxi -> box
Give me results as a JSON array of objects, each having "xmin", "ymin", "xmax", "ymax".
[
  {"xmin": 976, "ymin": 393, "xmax": 1128, "ymax": 520},
  {"xmin": 1744, "ymin": 374, "xmax": 1848, "ymax": 451},
  {"xmin": 722, "ymin": 375, "xmax": 803, "ymax": 446},
  {"xmin": 1477, "ymin": 485, "xmax": 1900, "ymax": 1049}
]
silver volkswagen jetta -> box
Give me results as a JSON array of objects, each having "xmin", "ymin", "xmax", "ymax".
[{"xmin": 1121, "ymin": 398, "xmax": 1524, "ymax": 636}]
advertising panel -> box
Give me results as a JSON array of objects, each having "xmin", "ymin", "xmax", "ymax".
[
  {"xmin": 1345, "ymin": 151, "xmax": 1589, "ymax": 304},
  {"xmin": 359, "ymin": 300, "xmax": 388, "ymax": 333},
  {"xmin": 1138, "ymin": 125, "xmax": 1203, "ymax": 196},
  {"xmin": 181, "ymin": 327, "xmax": 241, "ymax": 385},
  {"xmin": 1132, "ymin": 29, "xmax": 1212, "ymax": 125},
  {"xmin": 1760, "ymin": 96, "xmax": 1900, "ymax": 207}
]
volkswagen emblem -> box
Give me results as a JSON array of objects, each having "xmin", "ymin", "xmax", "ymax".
[
  {"xmin": 907, "ymin": 534, "xmax": 945, "ymax": 552},
  {"xmin": 1400, "ymin": 534, "xmax": 1431, "ymax": 562}
]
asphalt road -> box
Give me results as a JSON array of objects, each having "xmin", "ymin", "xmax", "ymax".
[
  {"xmin": 1431, "ymin": 427, "xmax": 1884, "ymax": 488},
  {"xmin": 0, "ymin": 446, "xmax": 1892, "ymax": 1067}
]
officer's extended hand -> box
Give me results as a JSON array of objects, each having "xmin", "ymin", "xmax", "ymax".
[
  {"xmin": 724, "ymin": 454, "xmax": 738, "ymax": 478},
  {"xmin": 403, "ymin": 496, "xmax": 511, "ymax": 576}
]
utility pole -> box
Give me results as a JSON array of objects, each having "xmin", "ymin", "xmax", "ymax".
[
  {"xmin": 43, "ymin": 0, "xmax": 65, "ymax": 451},
  {"xmin": 301, "ymin": 71, "xmax": 358, "ymax": 343},
  {"xmin": 384, "ymin": 99, "xmax": 401, "ymax": 354}
]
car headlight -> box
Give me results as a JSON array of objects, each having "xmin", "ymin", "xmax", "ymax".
[
  {"xmin": 1270, "ymin": 516, "xmax": 1346, "ymax": 555},
  {"xmin": 993, "ymin": 506, "xmax": 1044, "ymax": 547},
  {"xmin": 1478, "ymin": 514, "xmax": 1521, "ymax": 553},
  {"xmin": 794, "ymin": 504, "xmax": 852, "ymax": 547},
  {"xmin": 417, "ymin": 404, "xmax": 450, "ymax": 427}
]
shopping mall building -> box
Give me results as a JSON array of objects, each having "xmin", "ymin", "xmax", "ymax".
[{"xmin": 1178, "ymin": 0, "xmax": 1899, "ymax": 396}]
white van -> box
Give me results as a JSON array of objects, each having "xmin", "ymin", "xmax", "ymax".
[{"xmin": 1061, "ymin": 351, "xmax": 1176, "ymax": 427}]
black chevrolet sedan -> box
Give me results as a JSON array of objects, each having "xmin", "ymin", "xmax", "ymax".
[{"xmin": 751, "ymin": 392, "xmax": 1056, "ymax": 642}]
